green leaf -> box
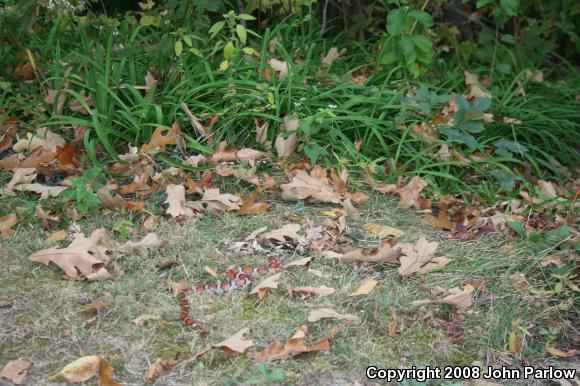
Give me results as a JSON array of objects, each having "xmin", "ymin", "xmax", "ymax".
[
  {"xmin": 223, "ymin": 41, "xmax": 235, "ymax": 60},
  {"xmin": 476, "ymin": 0, "xmax": 494, "ymax": 8},
  {"xmin": 408, "ymin": 10, "xmax": 433, "ymax": 28},
  {"xmin": 500, "ymin": 0, "xmax": 519, "ymax": 16},
  {"xmin": 304, "ymin": 142, "xmax": 328, "ymax": 164},
  {"xmin": 139, "ymin": 15, "xmax": 155, "ymax": 27},
  {"xmin": 387, "ymin": 9, "xmax": 406, "ymax": 35},
  {"xmin": 236, "ymin": 24, "xmax": 247, "ymax": 45},
  {"xmin": 209, "ymin": 21, "xmax": 225, "ymax": 39},
  {"xmin": 400, "ymin": 36, "xmax": 415, "ymax": 56},
  {"xmin": 190, "ymin": 48, "xmax": 203, "ymax": 57},
  {"xmin": 174, "ymin": 40, "xmax": 183, "ymax": 56},
  {"xmin": 471, "ymin": 97, "xmax": 492, "ymax": 113},
  {"xmin": 242, "ymin": 47, "xmax": 257, "ymax": 55},
  {"xmin": 183, "ymin": 35, "xmax": 193, "ymax": 47},
  {"xmin": 508, "ymin": 221, "xmax": 526, "ymax": 237},
  {"xmin": 411, "ymin": 34, "xmax": 432, "ymax": 53},
  {"xmin": 407, "ymin": 62, "xmax": 421, "ymax": 77},
  {"xmin": 440, "ymin": 127, "xmax": 477, "ymax": 149},
  {"xmin": 380, "ymin": 52, "xmax": 399, "ymax": 65},
  {"xmin": 238, "ymin": 13, "xmax": 256, "ymax": 21}
]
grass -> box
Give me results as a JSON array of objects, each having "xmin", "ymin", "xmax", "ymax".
[{"xmin": 1, "ymin": 191, "xmax": 576, "ymax": 385}]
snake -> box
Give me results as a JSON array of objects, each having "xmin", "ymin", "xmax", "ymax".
[{"xmin": 177, "ymin": 256, "xmax": 283, "ymax": 328}]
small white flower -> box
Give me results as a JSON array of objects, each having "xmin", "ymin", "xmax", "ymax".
[
  {"xmin": 294, "ymin": 102, "xmax": 301, "ymax": 107},
  {"xmin": 328, "ymin": 104, "xmax": 337, "ymax": 109}
]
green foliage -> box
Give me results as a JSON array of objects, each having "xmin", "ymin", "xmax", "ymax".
[{"xmin": 61, "ymin": 168, "xmax": 104, "ymax": 213}]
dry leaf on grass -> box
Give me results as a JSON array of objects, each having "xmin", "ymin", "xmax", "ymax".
[
  {"xmin": 145, "ymin": 357, "xmax": 179, "ymax": 382},
  {"xmin": 412, "ymin": 285, "xmax": 474, "ymax": 313},
  {"xmin": 0, "ymin": 214, "xmax": 19, "ymax": 238},
  {"xmin": 325, "ymin": 241, "xmax": 398, "ymax": 263},
  {"xmin": 307, "ymin": 308, "xmax": 359, "ymax": 322},
  {"xmin": 28, "ymin": 229, "xmax": 113, "ymax": 280},
  {"xmin": 97, "ymin": 187, "xmax": 127, "ymax": 210},
  {"xmin": 53, "ymin": 355, "xmax": 120, "ymax": 385},
  {"xmin": 13, "ymin": 183, "xmax": 66, "ymax": 199},
  {"xmin": 546, "ymin": 347, "xmax": 580, "ymax": 358},
  {"xmin": 0, "ymin": 146, "xmax": 56, "ymax": 171},
  {"xmin": 397, "ymin": 176, "xmax": 429, "ymax": 209},
  {"xmin": 321, "ymin": 47, "xmax": 346, "ymax": 67},
  {"xmin": 141, "ymin": 123, "xmax": 182, "ymax": 154},
  {"xmin": 236, "ymin": 192, "xmax": 269, "ymax": 215},
  {"xmin": 270, "ymin": 58, "xmax": 289, "ymax": 79},
  {"xmin": 47, "ymin": 229, "xmax": 68, "ymax": 243},
  {"xmin": 167, "ymin": 280, "xmax": 189, "ymax": 298},
  {"xmin": 133, "ymin": 315, "xmax": 161, "ymax": 326},
  {"xmin": 464, "ymin": 71, "xmax": 491, "ymax": 99},
  {"xmin": 291, "ymin": 285, "xmax": 336, "ymax": 296},
  {"xmin": 0, "ymin": 359, "xmax": 32, "ymax": 385},
  {"xmin": 13, "ymin": 127, "xmax": 65, "ymax": 153},
  {"xmin": 281, "ymin": 170, "xmax": 341, "ymax": 203},
  {"xmin": 262, "ymin": 224, "xmax": 301, "ymax": 243},
  {"xmin": 254, "ymin": 324, "xmax": 336, "ymax": 364},
  {"xmin": 285, "ymin": 256, "xmax": 313, "ymax": 268},
  {"xmin": 322, "ymin": 209, "xmax": 347, "ymax": 218},
  {"xmin": 164, "ymin": 184, "xmax": 194, "ymax": 218},
  {"xmin": 398, "ymin": 237, "xmax": 450, "ymax": 277},
  {"xmin": 250, "ymin": 272, "xmax": 281, "ymax": 300},
  {"xmin": 83, "ymin": 298, "xmax": 107, "ymax": 314},
  {"xmin": 275, "ymin": 132, "xmax": 298, "ymax": 159},
  {"xmin": 118, "ymin": 233, "xmax": 163, "ymax": 256},
  {"xmin": 201, "ymin": 188, "xmax": 241, "ymax": 213},
  {"xmin": 6, "ymin": 167, "xmax": 37, "ymax": 190},
  {"xmin": 537, "ymin": 180, "xmax": 557, "ymax": 198},
  {"xmin": 236, "ymin": 148, "xmax": 271, "ymax": 162},
  {"xmin": 348, "ymin": 280, "xmax": 379, "ymax": 297},
  {"xmin": 212, "ymin": 328, "xmax": 254, "ymax": 357},
  {"xmin": 363, "ymin": 223, "xmax": 404, "ymax": 238}
]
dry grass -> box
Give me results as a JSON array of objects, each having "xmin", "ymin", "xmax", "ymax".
[{"xmin": 0, "ymin": 193, "xmax": 576, "ymax": 385}]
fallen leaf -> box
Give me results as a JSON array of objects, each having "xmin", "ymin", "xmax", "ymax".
[
  {"xmin": 291, "ymin": 285, "xmax": 336, "ymax": 296},
  {"xmin": 349, "ymin": 192, "xmax": 369, "ymax": 203},
  {"xmin": 118, "ymin": 233, "xmax": 163, "ymax": 256},
  {"xmin": 270, "ymin": 58, "xmax": 289, "ymax": 79},
  {"xmin": 275, "ymin": 133, "xmax": 298, "ymax": 159},
  {"xmin": 412, "ymin": 285, "xmax": 474, "ymax": 313},
  {"xmin": 546, "ymin": 347, "xmax": 580, "ymax": 358},
  {"xmin": 307, "ymin": 308, "xmax": 359, "ymax": 322},
  {"xmin": 245, "ymin": 226, "xmax": 268, "ymax": 241},
  {"xmin": 0, "ymin": 214, "xmax": 19, "ymax": 238},
  {"xmin": 281, "ymin": 170, "xmax": 341, "ymax": 203},
  {"xmin": 540, "ymin": 256, "xmax": 564, "ymax": 268},
  {"xmin": 326, "ymin": 241, "xmax": 398, "ymax": 263},
  {"xmin": 465, "ymin": 71, "xmax": 491, "ymax": 99},
  {"xmin": 0, "ymin": 359, "xmax": 32, "ymax": 385},
  {"xmin": 398, "ymin": 237, "xmax": 450, "ymax": 276},
  {"xmin": 537, "ymin": 180, "xmax": 557, "ymax": 198},
  {"xmin": 236, "ymin": 192, "xmax": 268, "ymax": 215},
  {"xmin": 6, "ymin": 167, "xmax": 37, "ymax": 190},
  {"xmin": 181, "ymin": 103, "xmax": 219, "ymax": 141},
  {"xmin": 236, "ymin": 148, "xmax": 270, "ymax": 162},
  {"xmin": 212, "ymin": 328, "xmax": 254, "ymax": 357},
  {"xmin": 348, "ymin": 280, "xmax": 379, "ymax": 297},
  {"xmin": 250, "ymin": 272, "xmax": 281, "ymax": 300},
  {"xmin": 321, "ymin": 47, "xmax": 346, "ymax": 67},
  {"xmin": 13, "ymin": 127, "xmax": 65, "ymax": 153},
  {"xmin": 168, "ymin": 280, "xmax": 189, "ymax": 298},
  {"xmin": 397, "ymin": 176, "xmax": 429, "ymax": 209},
  {"xmin": 13, "ymin": 183, "xmax": 66, "ymax": 199},
  {"xmin": 145, "ymin": 357, "xmax": 179, "ymax": 382},
  {"xmin": 0, "ymin": 146, "xmax": 56, "ymax": 171},
  {"xmin": 54, "ymin": 355, "xmax": 120, "ymax": 385},
  {"xmin": 284, "ymin": 256, "xmax": 313, "ymax": 268},
  {"xmin": 0, "ymin": 299, "xmax": 14, "ymax": 308},
  {"xmin": 133, "ymin": 315, "xmax": 161, "ymax": 326},
  {"xmin": 164, "ymin": 184, "xmax": 194, "ymax": 218},
  {"xmin": 97, "ymin": 187, "xmax": 127, "ymax": 210},
  {"xmin": 201, "ymin": 188, "xmax": 241, "ymax": 213},
  {"xmin": 210, "ymin": 141, "xmax": 238, "ymax": 163},
  {"xmin": 119, "ymin": 171, "xmax": 151, "ymax": 197},
  {"xmin": 363, "ymin": 223, "xmax": 404, "ymax": 238},
  {"xmin": 141, "ymin": 123, "xmax": 182, "ymax": 154},
  {"xmin": 83, "ymin": 298, "xmax": 107, "ymax": 314},
  {"xmin": 28, "ymin": 229, "xmax": 112, "ymax": 280},
  {"xmin": 262, "ymin": 224, "xmax": 301, "ymax": 243},
  {"xmin": 322, "ymin": 209, "xmax": 347, "ymax": 218},
  {"xmin": 47, "ymin": 229, "xmax": 68, "ymax": 243},
  {"xmin": 254, "ymin": 324, "xmax": 333, "ymax": 363}
]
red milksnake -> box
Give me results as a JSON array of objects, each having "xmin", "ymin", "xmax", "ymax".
[{"xmin": 177, "ymin": 256, "xmax": 283, "ymax": 328}]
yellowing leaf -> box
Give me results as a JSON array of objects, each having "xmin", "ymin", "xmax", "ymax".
[
  {"xmin": 307, "ymin": 308, "xmax": 359, "ymax": 322},
  {"xmin": 546, "ymin": 347, "xmax": 580, "ymax": 358},
  {"xmin": 54, "ymin": 356, "xmax": 120, "ymax": 385},
  {"xmin": 397, "ymin": 237, "xmax": 450, "ymax": 276},
  {"xmin": 348, "ymin": 279, "xmax": 379, "ymax": 297},
  {"xmin": 0, "ymin": 214, "xmax": 19, "ymax": 239},
  {"xmin": 363, "ymin": 223, "xmax": 404, "ymax": 238},
  {"xmin": 212, "ymin": 328, "xmax": 254, "ymax": 357},
  {"xmin": 250, "ymin": 272, "xmax": 281, "ymax": 300}
]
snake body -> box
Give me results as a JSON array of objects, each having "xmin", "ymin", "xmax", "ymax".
[{"xmin": 178, "ymin": 257, "xmax": 282, "ymax": 327}]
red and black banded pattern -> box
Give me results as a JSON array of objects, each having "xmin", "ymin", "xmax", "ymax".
[{"xmin": 177, "ymin": 256, "xmax": 283, "ymax": 327}]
